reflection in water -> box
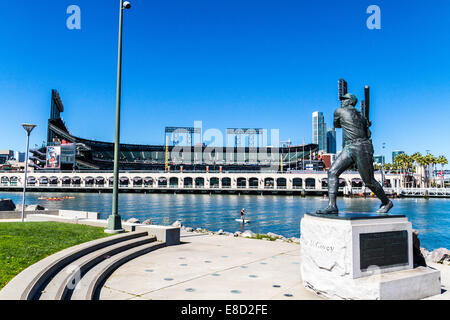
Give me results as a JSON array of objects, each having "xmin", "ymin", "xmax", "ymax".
[{"xmin": 1, "ymin": 192, "xmax": 449, "ymax": 251}]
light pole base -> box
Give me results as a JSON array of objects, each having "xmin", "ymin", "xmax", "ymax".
[
  {"xmin": 105, "ymin": 214, "xmax": 124, "ymax": 234},
  {"xmin": 105, "ymin": 228, "xmax": 125, "ymax": 234}
]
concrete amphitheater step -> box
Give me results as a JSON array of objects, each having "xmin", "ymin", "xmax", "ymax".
[
  {"xmin": 71, "ymin": 241, "xmax": 167, "ymax": 300},
  {"xmin": 0, "ymin": 231, "xmax": 149, "ymax": 300},
  {"xmin": 38, "ymin": 235, "xmax": 157, "ymax": 300}
]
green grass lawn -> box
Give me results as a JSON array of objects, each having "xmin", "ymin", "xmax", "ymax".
[{"xmin": 0, "ymin": 222, "xmax": 112, "ymax": 290}]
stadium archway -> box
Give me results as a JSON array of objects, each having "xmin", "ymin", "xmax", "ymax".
[
  {"xmin": 133, "ymin": 177, "xmax": 143, "ymax": 187},
  {"xmin": 221, "ymin": 177, "xmax": 231, "ymax": 188},
  {"xmin": 158, "ymin": 177, "xmax": 167, "ymax": 187},
  {"xmin": 62, "ymin": 177, "xmax": 71, "ymax": 186},
  {"xmin": 1, "ymin": 177, "xmax": 9, "ymax": 186},
  {"xmin": 10, "ymin": 176, "xmax": 18, "ymax": 186},
  {"xmin": 95, "ymin": 177, "xmax": 105, "ymax": 186},
  {"xmin": 195, "ymin": 177, "xmax": 205, "ymax": 188},
  {"xmin": 237, "ymin": 177, "xmax": 247, "ymax": 188},
  {"xmin": 305, "ymin": 178, "xmax": 316, "ymax": 189},
  {"xmin": 249, "ymin": 177, "xmax": 259, "ymax": 188},
  {"xmin": 27, "ymin": 177, "xmax": 36, "ymax": 185},
  {"xmin": 120, "ymin": 177, "xmax": 129, "ymax": 187},
  {"xmin": 293, "ymin": 178, "xmax": 303, "ymax": 189},
  {"xmin": 276, "ymin": 178, "xmax": 287, "ymax": 189},
  {"xmin": 71, "ymin": 177, "xmax": 81, "ymax": 186},
  {"xmin": 144, "ymin": 177, "xmax": 153, "ymax": 187},
  {"xmin": 351, "ymin": 178, "xmax": 363, "ymax": 188},
  {"xmin": 184, "ymin": 177, "xmax": 193, "ymax": 188},
  {"xmin": 169, "ymin": 177, "xmax": 178, "ymax": 188},
  {"xmin": 85, "ymin": 177, "xmax": 95, "ymax": 186},
  {"xmin": 210, "ymin": 177, "xmax": 219, "ymax": 188},
  {"xmin": 264, "ymin": 178, "xmax": 274, "ymax": 189}
]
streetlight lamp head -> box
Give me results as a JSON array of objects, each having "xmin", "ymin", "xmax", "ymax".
[
  {"xmin": 123, "ymin": 1, "xmax": 131, "ymax": 9},
  {"xmin": 22, "ymin": 124, "xmax": 37, "ymax": 135}
]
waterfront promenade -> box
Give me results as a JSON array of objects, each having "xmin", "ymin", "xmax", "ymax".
[
  {"xmin": 100, "ymin": 230, "xmax": 321, "ymax": 300},
  {"xmin": 96, "ymin": 229, "xmax": 450, "ymax": 300},
  {"xmin": 0, "ymin": 211, "xmax": 448, "ymax": 300}
]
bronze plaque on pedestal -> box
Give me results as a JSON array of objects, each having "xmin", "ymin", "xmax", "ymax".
[{"xmin": 360, "ymin": 231, "xmax": 408, "ymax": 271}]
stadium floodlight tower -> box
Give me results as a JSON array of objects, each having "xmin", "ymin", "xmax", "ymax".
[
  {"xmin": 106, "ymin": 0, "xmax": 131, "ymax": 234},
  {"xmin": 227, "ymin": 128, "xmax": 263, "ymax": 148},
  {"xmin": 21, "ymin": 124, "xmax": 37, "ymax": 222}
]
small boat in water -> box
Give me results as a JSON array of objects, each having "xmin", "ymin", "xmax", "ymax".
[
  {"xmin": 39, "ymin": 197, "xmax": 63, "ymax": 201},
  {"xmin": 38, "ymin": 196, "xmax": 75, "ymax": 201}
]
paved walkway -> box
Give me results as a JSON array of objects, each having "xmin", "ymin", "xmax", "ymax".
[{"xmin": 100, "ymin": 231, "xmax": 322, "ymax": 300}]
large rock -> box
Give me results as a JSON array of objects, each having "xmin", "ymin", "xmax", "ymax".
[
  {"xmin": 0, "ymin": 199, "xmax": 16, "ymax": 211},
  {"xmin": 421, "ymin": 247, "xmax": 431, "ymax": 261},
  {"xmin": 267, "ymin": 232, "xmax": 283, "ymax": 239},
  {"xmin": 142, "ymin": 219, "xmax": 153, "ymax": 225},
  {"xmin": 412, "ymin": 230, "xmax": 427, "ymax": 267},
  {"xmin": 431, "ymin": 248, "xmax": 450, "ymax": 264},
  {"xmin": 241, "ymin": 230, "xmax": 256, "ymax": 238},
  {"xmin": 126, "ymin": 218, "xmax": 141, "ymax": 224}
]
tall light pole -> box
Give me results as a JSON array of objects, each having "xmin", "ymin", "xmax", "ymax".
[
  {"xmin": 21, "ymin": 124, "xmax": 36, "ymax": 222},
  {"xmin": 106, "ymin": 0, "xmax": 131, "ymax": 234},
  {"xmin": 381, "ymin": 142, "xmax": 386, "ymax": 187}
]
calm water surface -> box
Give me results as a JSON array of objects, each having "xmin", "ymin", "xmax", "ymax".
[{"xmin": 1, "ymin": 192, "xmax": 449, "ymax": 251}]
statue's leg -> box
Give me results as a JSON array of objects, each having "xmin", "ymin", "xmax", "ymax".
[
  {"xmin": 316, "ymin": 149, "xmax": 353, "ymax": 214},
  {"xmin": 354, "ymin": 143, "xmax": 393, "ymax": 213}
]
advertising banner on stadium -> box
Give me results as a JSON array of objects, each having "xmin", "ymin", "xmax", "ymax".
[{"xmin": 46, "ymin": 146, "xmax": 61, "ymax": 169}]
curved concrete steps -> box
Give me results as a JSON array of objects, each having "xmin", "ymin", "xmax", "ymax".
[
  {"xmin": 71, "ymin": 241, "xmax": 166, "ymax": 300},
  {"xmin": 38, "ymin": 235, "xmax": 156, "ymax": 300},
  {"xmin": 0, "ymin": 231, "xmax": 165, "ymax": 300}
]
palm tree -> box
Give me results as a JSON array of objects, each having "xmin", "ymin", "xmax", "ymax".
[
  {"xmin": 437, "ymin": 155, "xmax": 448, "ymax": 187},
  {"xmin": 413, "ymin": 153, "xmax": 428, "ymax": 187},
  {"xmin": 394, "ymin": 153, "xmax": 412, "ymax": 187},
  {"xmin": 431, "ymin": 154, "xmax": 440, "ymax": 187},
  {"xmin": 423, "ymin": 154, "xmax": 436, "ymax": 187}
]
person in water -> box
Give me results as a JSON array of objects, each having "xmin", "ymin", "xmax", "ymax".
[{"xmin": 240, "ymin": 208, "xmax": 245, "ymax": 222}]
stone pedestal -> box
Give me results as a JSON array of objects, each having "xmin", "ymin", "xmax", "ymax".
[{"xmin": 300, "ymin": 213, "xmax": 441, "ymax": 300}]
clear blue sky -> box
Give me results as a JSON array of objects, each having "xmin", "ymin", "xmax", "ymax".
[{"xmin": 0, "ymin": 0, "xmax": 449, "ymax": 164}]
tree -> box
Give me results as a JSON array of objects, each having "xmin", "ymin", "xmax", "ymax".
[
  {"xmin": 394, "ymin": 153, "xmax": 413, "ymax": 187},
  {"xmin": 438, "ymin": 155, "xmax": 448, "ymax": 187}
]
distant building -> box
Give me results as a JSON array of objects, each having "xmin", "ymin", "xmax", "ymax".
[
  {"xmin": 374, "ymin": 155, "xmax": 385, "ymax": 165},
  {"xmin": 392, "ymin": 150, "xmax": 405, "ymax": 163},
  {"xmin": 0, "ymin": 150, "xmax": 14, "ymax": 164},
  {"xmin": 312, "ymin": 111, "xmax": 327, "ymax": 152},
  {"xmin": 303, "ymin": 159, "xmax": 325, "ymax": 171},
  {"xmin": 326, "ymin": 128, "xmax": 336, "ymax": 154},
  {"xmin": 29, "ymin": 89, "xmax": 320, "ymax": 171},
  {"xmin": 321, "ymin": 153, "xmax": 336, "ymax": 170},
  {"xmin": 14, "ymin": 151, "xmax": 25, "ymax": 162}
]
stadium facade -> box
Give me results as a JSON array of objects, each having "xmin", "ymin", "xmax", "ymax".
[{"xmin": 30, "ymin": 90, "xmax": 319, "ymax": 172}]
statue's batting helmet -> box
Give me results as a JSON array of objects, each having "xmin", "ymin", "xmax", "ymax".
[{"xmin": 342, "ymin": 93, "xmax": 358, "ymax": 106}]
